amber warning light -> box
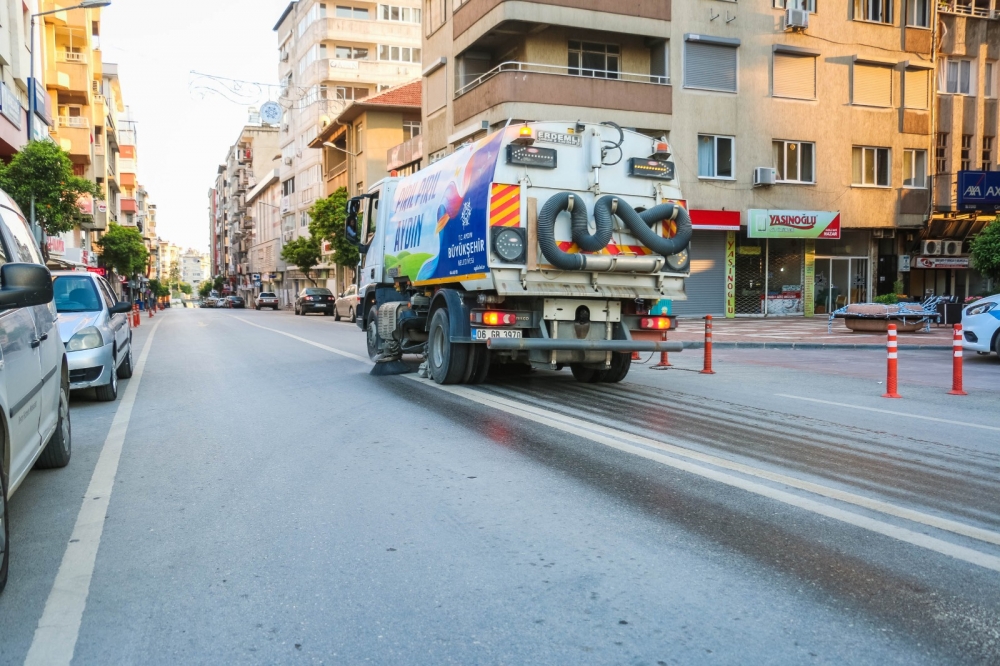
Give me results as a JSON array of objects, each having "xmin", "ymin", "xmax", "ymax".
[
  {"xmin": 471, "ymin": 311, "xmax": 517, "ymax": 326},
  {"xmin": 639, "ymin": 316, "xmax": 672, "ymax": 330}
]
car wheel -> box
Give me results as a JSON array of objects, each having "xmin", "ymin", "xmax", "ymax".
[
  {"xmin": 117, "ymin": 343, "xmax": 134, "ymax": 379},
  {"xmin": 0, "ymin": 445, "xmax": 9, "ymax": 594},
  {"xmin": 427, "ymin": 308, "xmax": 469, "ymax": 385},
  {"xmin": 36, "ymin": 370, "xmax": 71, "ymax": 469},
  {"xmin": 94, "ymin": 359, "xmax": 118, "ymax": 402},
  {"xmin": 348, "ymin": 307, "xmax": 356, "ymax": 324},
  {"xmin": 273, "ymin": 306, "xmax": 279, "ymax": 311},
  {"xmin": 255, "ymin": 305, "xmax": 260, "ymax": 311},
  {"xmin": 334, "ymin": 308, "xmax": 342, "ymax": 321}
]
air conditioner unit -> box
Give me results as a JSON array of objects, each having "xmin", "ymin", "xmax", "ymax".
[
  {"xmin": 283, "ymin": 156, "xmax": 293, "ymax": 165},
  {"xmin": 91, "ymin": 80, "xmax": 100, "ymax": 93},
  {"xmin": 921, "ymin": 239, "xmax": 943, "ymax": 255},
  {"xmin": 280, "ymin": 51, "xmax": 289, "ymax": 62},
  {"xmin": 943, "ymin": 240, "xmax": 963, "ymax": 256},
  {"xmin": 753, "ymin": 167, "xmax": 777, "ymax": 187},
  {"xmin": 785, "ymin": 8, "xmax": 809, "ymax": 30}
]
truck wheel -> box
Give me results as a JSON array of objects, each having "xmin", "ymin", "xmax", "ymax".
[
  {"xmin": 366, "ymin": 310, "xmax": 383, "ymax": 361},
  {"xmin": 468, "ymin": 346, "xmax": 491, "ymax": 385},
  {"xmin": 36, "ymin": 372, "xmax": 71, "ymax": 469},
  {"xmin": 600, "ymin": 352, "xmax": 631, "ymax": 383},
  {"xmin": 570, "ymin": 364, "xmax": 604, "ymax": 383},
  {"xmin": 428, "ymin": 308, "xmax": 468, "ymax": 385}
]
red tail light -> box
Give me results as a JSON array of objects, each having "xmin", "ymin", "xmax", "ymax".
[
  {"xmin": 639, "ymin": 316, "xmax": 672, "ymax": 330},
  {"xmin": 471, "ymin": 311, "xmax": 517, "ymax": 326}
]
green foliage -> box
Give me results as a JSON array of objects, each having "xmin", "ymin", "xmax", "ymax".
[
  {"xmin": 892, "ymin": 279, "xmax": 905, "ymax": 295},
  {"xmin": 179, "ymin": 282, "xmax": 192, "ymax": 295},
  {"xmin": 280, "ymin": 235, "xmax": 323, "ymax": 285},
  {"xmin": 96, "ymin": 223, "xmax": 149, "ymax": 277},
  {"xmin": 970, "ymin": 219, "xmax": 1000, "ymax": 282},
  {"xmin": 0, "ymin": 140, "xmax": 102, "ymax": 236},
  {"xmin": 873, "ymin": 293, "xmax": 899, "ymax": 305},
  {"xmin": 212, "ymin": 276, "xmax": 224, "ymax": 292},
  {"xmin": 198, "ymin": 281, "xmax": 213, "ymax": 298},
  {"xmin": 309, "ymin": 188, "xmax": 360, "ymax": 269}
]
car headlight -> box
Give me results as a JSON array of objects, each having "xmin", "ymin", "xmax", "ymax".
[
  {"xmin": 66, "ymin": 326, "xmax": 104, "ymax": 352},
  {"xmin": 966, "ymin": 302, "xmax": 997, "ymax": 317}
]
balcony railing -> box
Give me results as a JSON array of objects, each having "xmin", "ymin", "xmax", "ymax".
[
  {"xmin": 455, "ymin": 61, "xmax": 670, "ymax": 98},
  {"xmin": 938, "ymin": 0, "xmax": 1000, "ymax": 18},
  {"xmin": 57, "ymin": 116, "xmax": 90, "ymax": 128},
  {"xmin": 57, "ymin": 51, "xmax": 86, "ymax": 63}
]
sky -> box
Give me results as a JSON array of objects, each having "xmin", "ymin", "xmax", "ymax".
[{"xmin": 101, "ymin": 0, "xmax": 291, "ymax": 253}]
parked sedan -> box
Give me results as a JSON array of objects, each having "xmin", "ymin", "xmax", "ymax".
[
  {"xmin": 294, "ymin": 288, "xmax": 334, "ymax": 316},
  {"xmin": 226, "ymin": 295, "xmax": 246, "ymax": 309},
  {"xmin": 334, "ymin": 284, "xmax": 360, "ymax": 323},
  {"xmin": 52, "ymin": 271, "xmax": 135, "ymax": 402},
  {"xmin": 255, "ymin": 292, "xmax": 280, "ymax": 310},
  {"xmin": 215, "ymin": 296, "xmax": 231, "ymax": 309},
  {"xmin": 203, "ymin": 295, "xmax": 219, "ymax": 307},
  {"xmin": 962, "ymin": 294, "xmax": 1000, "ymax": 356}
]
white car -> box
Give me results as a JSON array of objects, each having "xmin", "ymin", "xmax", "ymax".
[{"xmin": 961, "ymin": 294, "xmax": 1000, "ymax": 356}]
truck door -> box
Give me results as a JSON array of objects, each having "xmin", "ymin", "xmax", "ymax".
[{"xmin": 359, "ymin": 190, "xmax": 383, "ymax": 294}]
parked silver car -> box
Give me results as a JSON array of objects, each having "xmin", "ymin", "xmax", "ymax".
[
  {"xmin": 52, "ymin": 271, "xmax": 134, "ymax": 401},
  {"xmin": 334, "ymin": 284, "xmax": 359, "ymax": 322}
]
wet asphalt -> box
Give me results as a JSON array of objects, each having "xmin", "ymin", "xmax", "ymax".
[{"xmin": 1, "ymin": 308, "xmax": 998, "ymax": 665}]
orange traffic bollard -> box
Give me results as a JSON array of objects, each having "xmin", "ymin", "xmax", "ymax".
[
  {"xmin": 700, "ymin": 315, "xmax": 715, "ymax": 375},
  {"xmin": 650, "ymin": 330, "xmax": 672, "ymax": 369},
  {"xmin": 148, "ymin": 304, "xmax": 154, "ymax": 318},
  {"xmin": 631, "ymin": 351, "xmax": 641, "ymax": 361},
  {"xmin": 948, "ymin": 324, "xmax": 968, "ymax": 396},
  {"xmin": 882, "ymin": 324, "xmax": 900, "ymax": 398},
  {"xmin": 132, "ymin": 304, "xmax": 140, "ymax": 328}
]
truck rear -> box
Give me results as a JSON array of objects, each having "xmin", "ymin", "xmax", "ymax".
[{"xmin": 345, "ymin": 120, "xmax": 692, "ymax": 384}]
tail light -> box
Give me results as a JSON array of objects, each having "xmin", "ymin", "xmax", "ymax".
[
  {"xmin": 471, "ymin": 311, "xmax": 517, "ymax": 326},
  {"xmin": 639, "ymin": 316, "xmax": 672, "ymax": 330}
]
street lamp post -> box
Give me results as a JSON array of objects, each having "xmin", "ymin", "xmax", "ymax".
[{"xmin": 27, "ymin": 0, "xmax": 111, "ymax": 242}]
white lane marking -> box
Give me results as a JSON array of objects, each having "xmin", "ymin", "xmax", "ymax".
[
  {"xmin": 231, "ymin": 319, "xmax": 1000, "ymax": 571},
  {"xmin": 776, "ymin": 394, "xmax": 1000, "ymax": 432},
  {"xmin": 24, "ymin": 318, "xmax": 164, "ymax": 666},
  {"xmin": 233, "ymin": 316, "xmax": 368, "ymax": 363}
]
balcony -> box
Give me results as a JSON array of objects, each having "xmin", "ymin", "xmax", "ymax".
[
  {"xmin": 54, "ymin": 116, "xmax": 92, "ymax": 164},
  {"xmin": 301, "ymin": 58, "xmax": 419, "ymax": 87},
  {"xmin": 120, "ymin": 198, "xmax": 137, "ymax": 214},
  {"xmin": 51, "ymin": 58, "xmax": 90, "ymax": 96},
  {"xmin": 453, "ymin": 61, "xmax": 671, "ymax": 124},
  {"xmin": 453, "ymin": 0, "xmax": 671, "ymax": 39},
  {"xmin": 305, "ymin": 17, "xmax": 421, "ymax": 45},
  {"xmin": 387, "ymin": 134, "xmax": 422, "ymax": 170},
  {"xmin": 937, "ymin": 0, "xmax": 1000, "ymax": 18}
]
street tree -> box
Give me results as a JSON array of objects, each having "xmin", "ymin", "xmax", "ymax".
[
  {"xmin": 280, "ymin": 236, "xmax": 322, "ymax": 285},
  {"xmin": 212, "ymin": 276, "xmax": 225, "ymax": 292},
  {"xmin": 198, "ymin": 281, "xmax": 213, "ymax": 298},
  {"xmin": 970, "ymin": 219, "xmax": 1000, "ymax": 287},
  {"xmin": 309, "ymin": 187, "xmax": 359, "ymax": 268},
  {"xmin": 97, "ymin": 223, "xmax": 149, "ymax": 278},
  {"xmin": 180, "ymin": 282, "xmax": 192, "ymax": 295},
  {"xmin": 0, "ymin": 140, "xmax": 102, "ymax": 236}
]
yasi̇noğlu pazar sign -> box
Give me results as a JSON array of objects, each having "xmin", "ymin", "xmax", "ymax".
[{"xmin": 747, "ymin": 209, "xmax": 841, "ymax": 239}]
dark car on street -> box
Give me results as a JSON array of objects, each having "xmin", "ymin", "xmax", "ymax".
[
  {"xmin": 226, "ymin": 295, "xmax": 246, "ymax": 309},
  {"xmin": 294, "ymin": 288, "xmax": 334, "ymax": 316}
]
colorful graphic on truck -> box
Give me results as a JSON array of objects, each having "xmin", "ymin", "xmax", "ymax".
[{"xmin": 384, "ymin": 130, "xmax": 504, "ymax": 285}]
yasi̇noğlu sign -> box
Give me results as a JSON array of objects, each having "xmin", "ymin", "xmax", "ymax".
[{"xmin": 747, "ymin": 209, "xmax": 841, "ymax": 239}]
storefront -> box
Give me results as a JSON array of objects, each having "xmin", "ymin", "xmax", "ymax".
[{"xmin": 671, "ymin": 210, "xmax": 740, "ymax": 317}]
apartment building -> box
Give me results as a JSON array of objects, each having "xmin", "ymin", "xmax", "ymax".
[
  {"xmin": 272, "ymin": 0, "xmax": 422, "ymax": 250},
  {"xmin": 423, "ymin": 0, "xmax": 936, "ymax": 316},
  {"xmin": 0, "ymin": 0, "xmax": 38, "ymax": 156},
  {"xmin": 180, "ymin": 249, "xmax": 206, "ymax": 289},
  {"xmin": 247, "ymin": 167, "xmax": 284, "ymax": 300}
]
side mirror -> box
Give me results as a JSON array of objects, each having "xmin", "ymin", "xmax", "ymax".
[
  {"xmin": 110, "ymin": 301, "xmax": 133, "ymax": 315},
  {"xmin": 0, "ymin": 263, "xmax": 53, "ymax": 311}
]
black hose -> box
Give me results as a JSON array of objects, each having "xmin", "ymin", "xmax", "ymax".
[
  {"xmin": 594, "ymin": 196, "xmax": 692, "ymax": 256},
  {"xmin": 536, "ymin": 192, "xmax": 587, "ymax": 270}
]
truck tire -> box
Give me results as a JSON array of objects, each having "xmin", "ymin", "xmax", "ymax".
[
  {"xmin": 428, "ymin": 308, "xmax": 468, "ymax": 385},
  {"xmin": 600, "ymin": 352, "xmax": 631, "ymax": 383},
  {"xmin": 570, "ymin": 364, "xmax": 604, "ymax": 383},
  {"xmin": 37, "ymin": 372, "xmax": 71, "ymax": 469},
  {"xmin": 468, "ymin": 346, "xmax": 491, "ymax": 385},
  {"xmin": 366, "ymin": 309, "xmax": 383, "ymax": 361}
]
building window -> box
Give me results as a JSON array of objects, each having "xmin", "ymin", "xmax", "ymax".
[
  {"xmin": 425, "ymin": 0, "xmax": 446, "ymax": 36},
  {"xmin": 568, "ymin": 42, "xmax": 619, "ymax": 79},
  {"xmin": 684, "ymin": 39, "xmax": 738, "ymax": 93},
  {"xmin": 852, "ymin": 146, "xmax": 890, "ymax": 187},
  {"xmin": 335, "ymin": 5, "xmax": 369, "ymax": 19},
  {"xmin": 378, "ymin": 45, "xmax": 421, "ymax": 63},
  {"xmin": 905, "ymin": 0, "xmax": 929, "ymax": 27},
  {"xmin": 986, "ymin": 62, "xmax": 996, "ymax": 98},
  {"xmin": 282, "ymin": 178, "xmax": 295, "ymax": 196},
  {"xmin": 379, "ymin": 4, "xmax": 421, "ymax": 22},
  {"xmin": 773, "ymin": 52, "xmax": 816, "ymax": 99},
  {"xmin": 429, "ymin": 149, "xmax": 447, "ymax": 164},
  {"xmin": 852, "ymin": 62, "xmax": 893, "ymax": 107},
  {"xmin": 297, "ymin": 3, "xmax": 327, "ymax": 36},
  {"xmin": 773, "ymin": 140, "xmax": 815, "ymax": 183},
  {"xmin": 854, "ymin": 0, "xmax": 893, "ymax": 23},
  {"xmin": 336, "ymin": 46, "xmax": 369, "ymax": 60},
  {"xmin": 300, "ymin": 211, "xmax": 311, "ymax": 227},
  {"xmin": 984, "ymin": 137, "xmax": 994, "ymax": 170},
  {"xmin": 403, "ymin": 120, "xmax": 421, "ymax": 140},
  {"xmin": 961, "ymin": 134, "xmax": 972, "ymax": 171},
  {"xmin": 903, "ymin": 67, "xmax": 930, "ymax": 109},
  {"xmin": 936, "ymin": 133, "xmax": 948, "ymax": 174},
  {"xmin": 334, "ymin": 86, "xmax": 368, "ymax": 101},
  {"xmin": 698, "ymin": 134, "xmax": 735, "ymax": 179},
  {"xmin": 773, "ymin": 0, "xmax": 816, "ymax": 10},
  {"xmin": 940, "ymin": 58, "xmax": 975, "ymax": 95},
  {"xmin": 903, "ymin": 149, "xmax": 927, "ymax": 188}
]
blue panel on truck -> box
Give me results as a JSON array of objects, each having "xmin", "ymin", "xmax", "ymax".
[{"xmin": 384, "ymin": 131, "xmax": 504, "ymax": 286}]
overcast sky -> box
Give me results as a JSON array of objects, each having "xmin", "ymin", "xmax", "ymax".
[{"xmin": 101, "ymin": 0, "xmax": 290, "ymax": 253}]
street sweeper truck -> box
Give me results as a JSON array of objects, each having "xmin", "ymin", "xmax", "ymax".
[{"xmin": 344, "ymin": 120, "xmax": 692, "ymax": 384}]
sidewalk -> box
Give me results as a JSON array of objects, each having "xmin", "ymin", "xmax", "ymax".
[{"xmin": 669, "ymin": 315, "xmax": 956, "ymax": 349}]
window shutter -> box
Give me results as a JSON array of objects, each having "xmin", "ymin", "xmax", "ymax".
[
  {"xmin": 685, "ymin": 42, "xmax": 738, "ymax": 92},
  {"xmin": 904, "ymin": 68, "xmax": 929, "ymax": 109},
  {"xmin": 773, "ymin": 53, "xmax": 816, "ymax": 99},
  {"xmin": 853, "ymin": 63, "xmax": 892, "ymax": 107}
]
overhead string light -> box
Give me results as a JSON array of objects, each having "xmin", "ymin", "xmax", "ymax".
[{"xmin": 187, "ymin": 71, "xmax": 352, "ymax": 114}]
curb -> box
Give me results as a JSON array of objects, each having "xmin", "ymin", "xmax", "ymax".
[{"xmin": 677, "ymin": 341, "xmax": 953, "ymax": 351}]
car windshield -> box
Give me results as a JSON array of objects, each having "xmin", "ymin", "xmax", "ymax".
[
  {"xmin": 260, "ymin": 292, "xmax": 276, "ymax": 298},
  {"xmin": 53, "ymin": 276, "xmax": 102, "ymax": 313},
  {"xmin": 305, "ymin": 288, "xmax": 332, "ymax": 295}
]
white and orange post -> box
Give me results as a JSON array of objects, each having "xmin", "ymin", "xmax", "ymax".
[
  {"xmin": 882, "ymin": 323, "xmax": 900, "ymax": 399},
  {"xmin": 948, "ymin": 324, "xmax": 968, "ymax": 396},
  {"xmin": 700, "ymin": 315, "xmax": 715, "ymax": 375}
]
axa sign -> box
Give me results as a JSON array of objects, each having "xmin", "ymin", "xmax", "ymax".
[{"xmin": 957, "ymin": 171, "xmax": 1000, "ymax": 211}]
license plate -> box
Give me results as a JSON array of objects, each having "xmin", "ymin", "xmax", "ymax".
[{"xmin": 473, "ymin": 328, "xmax": 522, "ymax": 340}]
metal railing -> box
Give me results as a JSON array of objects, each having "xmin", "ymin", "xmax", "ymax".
[
  {"xmin": 58, "ymin": 116, "xmax": 90, "ymax": 128},
  {"xmin": 455, "ymin": 61, "xmax": 670, "ymax": 98},
  {"xmin": 58, "ymin": 51, "xmax": 85, "ymax": 63},
  {"xmin": 938, "ymin": 0, "xmax": 1000, "ymax": 18}
]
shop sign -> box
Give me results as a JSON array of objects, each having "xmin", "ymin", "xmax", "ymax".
[
  {"xmin": 738, "ymin": 246, "xmax": 761, "ymax": 255},
  {"xmin": 804, "ymin": 240, "xmax": 816, "ymax": 318},
  {"xmin": 898, "ymin": 255, "xmax": 911, "ymax": 272},
  {"xmin": 46, "ymin": 237, "xmax": 65, "ymax": 255},
  {"xmin": 725, "ymin": 231, "xmax": 736, "ymax": 318},
  {"xmin": 691, "ymin": 210, "xmax": 741, "ymax": 231},
  {"xmin": 77, "ymin": 194, "xmax": 94, "ymax": 215},
  {"xmin": 86, "ymin": 267, "xmax": 106, "ymax": 276},
  {"xmin": 747, "ymin": 209, "xmax": 841, "ymax": 239},
  {"xmin": 913, "ymin": 256, "xmax": 970, "ymax": 269},
  {"xmin": 957, "ymin": 171, "xmax": 1000, "ymax": 211}
]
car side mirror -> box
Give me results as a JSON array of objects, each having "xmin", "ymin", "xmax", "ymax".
[
  {"xmin": 110, "ymin": 301, "xmax": 132, "ymax": 315},
  {"xmin": 0, "ymin": 263, "xmax": 53, "ymax": 311}
]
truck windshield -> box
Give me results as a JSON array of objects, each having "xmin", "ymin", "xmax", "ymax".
[{"xmin": 53, "ymin": 276, "xmax": 102, "ymax": 313}]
